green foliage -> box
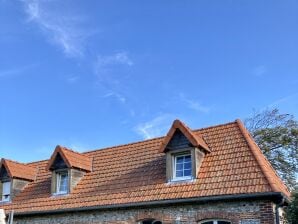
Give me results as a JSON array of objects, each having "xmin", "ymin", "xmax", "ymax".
[
  {"xmin": 245, "ymin": 109, "xmax": 298, "ymax": 189},
  {"xmin": 286, "ymin": 189, "xmax": 298, "ymax": 224}
]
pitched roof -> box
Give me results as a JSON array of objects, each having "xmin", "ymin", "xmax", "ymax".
[
  {"xmin": 0, "ymin": 159, "xmax": 36, "ymax": 181},
  {"xmin": 159, "ymin": 119, "xmax": 210, "ymax": 153},
  {"xmin": 47, "ymin": 145, "xmax": 92, "ymax": 172},
  {"xmin": 0, "ymin": 120, "xmax": 290, "ymax": 214}
]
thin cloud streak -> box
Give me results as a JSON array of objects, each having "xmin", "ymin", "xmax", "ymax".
[
  {"xmin": 0, "ymin": 64, "xmax": 36, "ymax": 78},
  {"xmin": 135, "ymin": 114, "xmax": 175, "ymax": 139},
  {"xmin": 252, "ymin": 65, "xmax": 267, "ymax": 77},
  {"xmin": 102, "ymin": 92, "xmax": 126, "ymax": 104},
  {"xmin": 268, "ymin": 93, "xmax": 298, "ymax": 108},
  {"xmin": 94, "ymin": 52, "xmax": 133, "ymax": 76},
  {"xmin": 94, "ymin": 52, "xmax": 133, "ymax": 105},
  {"xmin": 22, "ymin": 0, "xmax": 93, "ymax": 57},
  {"xmin": 179, "ymin": 93, "xmax": 210, "ymax": 113}
]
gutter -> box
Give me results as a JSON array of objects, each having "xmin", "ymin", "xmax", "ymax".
[{"xmin": 12, "ymin": 192, "xmax": 286, "ymax": 217}]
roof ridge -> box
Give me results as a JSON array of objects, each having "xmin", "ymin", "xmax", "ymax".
[
  {"xmin": 84, "ymin": 136, "xmax": 164, "ymax": 154},
  {"xmin": 235, "ymin": 119, "xmax": 290, "ymax": 198},
  {"xmin": 1, "ymin": 158, "xmax": 28, "ymax": 165},
  {"xmin": 193, "ymin": 120, "xmax": 238, "ymax": 132}
]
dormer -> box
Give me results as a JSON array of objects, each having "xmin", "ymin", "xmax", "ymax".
[
  {"xmin": 0, "ymin": 159, "xmax": 36, "ymax": 203},
  {"xmin": 159, "ymin": 120, "xmax": 210, "ymax": 182},
  {"xmin": 47, "ymin": 145, "xmax": 92, "ymax": 196}
]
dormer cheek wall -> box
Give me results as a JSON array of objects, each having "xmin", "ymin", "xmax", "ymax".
[{"xmin": 11, "ymin": 178, "xmax": 30, "ymax": 199}]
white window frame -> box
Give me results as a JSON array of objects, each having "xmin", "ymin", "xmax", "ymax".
[
  {"xmin": 199, "ymin": 220, "xmax": 231, "ymax": 224},
  {"xmin": 172, "ymin": 152, "xmax": 192, "ymax": 181},
  {"xmin": 55, "ymin": 171, "xmax": 69, "ymax": 195},
  {"xmin": 1, "ymin": 181, "xmax": 11, "ymax": 202}
]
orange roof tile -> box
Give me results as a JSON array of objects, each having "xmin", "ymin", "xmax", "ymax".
[
  {"xmin": 159, "ymin": 119, "xmax": 210, "ymax": 153},
  {"xmin": 47, "ymin": 145, "xmax": 92, "ymax": 172},
  {"xmin": 0, "ymin": 159, "xmax": 36, "ymax": 181},
  {"xmin": 0, "ymin": 119, "xmax": 290, "ymax": 214}
]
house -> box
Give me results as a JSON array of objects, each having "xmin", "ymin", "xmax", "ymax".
[{"xmin": 0, "ymin": 119, "xmax": 290, "ymax": 224}]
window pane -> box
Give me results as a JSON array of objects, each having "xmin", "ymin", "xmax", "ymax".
[
  {"xmin": 174, "ymin": 154, "xmax": 192, "ymax": 179},
  {"xmin": 201, "ymin": 222, "xmax": 213, "ymax": 224},
  {"xmin": 142, "ymin": 222, "xmax": 152, "ymax": 224},
  {"xmin": 2, "ymin": 182, "xmax": 11, "ymax": 195},
  {"xmin": 59, "ymin": 173, "xmax": 68, "ymax": 192},
  {"xmin": 176, "ymin": 156, "xmax": 184, "ymax": 163},
  {"xmin": 184, "ymin": 161, "xmax": 191, "ymax": 169},
  {"xmin": 184, "ymin": 155, "xmax": 191, "ymax": 162},
  {"xmin": 184, "ymin": 169, "xmax": 191, "ymax": 176},
  {"xmin": 176, "ymin": 170, "xmax": 183, "ymax": 177},
  {"xmin": 176, "ymin": 163, "xmax": 183, "ymax": 170},
  {"xmin": 218, "ymin": 222, "xmax": 231, "ymax": 224},
  {"xmin": 56, "ymin": 172, "xmax": 68, "ymax": 193}
]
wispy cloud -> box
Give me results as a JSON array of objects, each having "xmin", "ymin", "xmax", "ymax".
[
  {"xmin": 22, "ymin": 0, "xmax": 93, "ymax": 57},
  {"xmin": 94, "ymin": 51, "xmax": 133, "ymax": 105},
  {"xmin": 179, "ymin": 93, "xmax": 210, "ymax": 113},
  {"xmin": 0, "ymin": 64, "xmax": 36, "ymax": 78},
  {"xmin": 66, "ymin": 75, "xmax": 80, "ymax": 84},
  {"xmin": 135, "ymin": 114, "xmax": 175, "ymax": 139},
  {"xmin": 102, "ymin": 91, "xmax": 126, "ymax": 104},
  {"xmin": 268, "ymin": 93, "xmax": 298, "ymax": 108},
  {"xmin": 252, "ymin": 65, "xmax": 267, "ymax": 77},
  {"xmin": 94, "ymin": 52, "xmax": 133, "ymax": 75}
]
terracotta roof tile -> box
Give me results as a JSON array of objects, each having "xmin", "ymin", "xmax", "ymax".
[
  {"xmin": 0, "ymin": 119, "xmax": 290, "ymax": 214},
  {"xmin": 0, "ymin": 159, "xmax": 36, "ymax": 181}
]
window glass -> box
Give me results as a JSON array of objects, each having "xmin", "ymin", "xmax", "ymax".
[
  {"xmin": 56, "ymin": 172, "xmax": 68, "ymax": 194},
  {"xmin": 140, "ymin": 219, "xmax": 162, "ymax": 224},
  {"xmin": 200, "ymin": 221, "xmax": 231, "ymax": 224},
  {"xmin": 174, "ymin": 154, "xmax": 192, "ymax": 179},
  {"xmin": 2, "ymin": 181, "xmax": 11, "ymax": 201}
]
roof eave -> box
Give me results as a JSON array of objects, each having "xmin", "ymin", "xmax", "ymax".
[{"xmin": 9, "ymin": 192, "xmax": 287, "ymax": 217}]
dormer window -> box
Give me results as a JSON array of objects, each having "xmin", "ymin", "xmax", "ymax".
[
  {"xmin": 56, "ymin": 171, "xmax": 68, "ymax": 195},
  {"xmin": 1, "ymin": 181, "xmax": 11, "ymax": 202},
  {"xmin": 0, "ymin": 159, "xmax": 36, "ymax": 203},
  {"xmin": 159, "ymin": 120, "xmax": 210, "ymax": 183},
  {"xmin": 173, "ymin": 153, "xmax": 192, "ymax": 180},
  {"xmin": 47, "ymin": 145, "xmax": 92, "ymax": 196}
]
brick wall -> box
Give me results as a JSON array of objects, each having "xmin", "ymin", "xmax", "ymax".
[{"xmin": 12, "ymin": 200, "xmax": 276, "ymax": 224}]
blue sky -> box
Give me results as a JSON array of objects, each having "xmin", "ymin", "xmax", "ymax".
[{"xmin": 0, "ymin": 0, "xmax": 297, "ymax": 163}]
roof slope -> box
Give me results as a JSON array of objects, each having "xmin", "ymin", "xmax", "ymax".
[
  {"xmin": 0, "ymin": 120, "xmax": 290, "ymax": 214},
  {"xmin": 0, "ymin": 159, "xmax": 36, "ymax": 181}
]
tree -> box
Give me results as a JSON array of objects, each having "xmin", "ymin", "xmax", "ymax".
[
  {"xmin": 286, "ymin": 188, "xmax": 298, "ymax": 223},
  {"xmin": 245, "ymin": 108, "xmax": 298, "ymax": 189}
]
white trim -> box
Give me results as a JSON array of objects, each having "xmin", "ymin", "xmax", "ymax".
[{"xmin": 173, "ymin": 153, "xmax": 192, "ymax": 180}]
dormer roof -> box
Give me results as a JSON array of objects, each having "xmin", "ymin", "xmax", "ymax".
[
  {"xmin": 159, "ymin": 119, "xmax": 210, "ymax": 153},
  {"xmin": 0, "ymin": 159, "xmax": 36, "ymax": 181},
  {"xmin": 47, "ymin": 145, "xmax": 92, "ymax": 172}
]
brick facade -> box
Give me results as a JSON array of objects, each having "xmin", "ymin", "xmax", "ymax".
[{"xmin": 13, "ymin": 200, "xmax": 277, "ymax": 224}]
